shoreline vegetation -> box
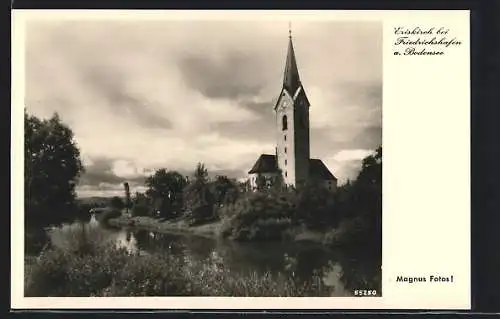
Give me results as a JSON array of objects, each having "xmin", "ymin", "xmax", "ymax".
[
  {"xmin": 24, "ymin": 111, "xmax": 382, "ymax": 297},
  {"xmin": 25, "ymin": 215, "xmax": 381, "ymax": 297},
  {"xmin": 24, "ymin": 223, "xmax": 340, "ymax": 297},
  {"xmin": 108, "ymin": 215, "xmax": 225, "ymax": 240},
  {"xmin": 107, "ymin": 215, "xmax": 326, "ymax": 243}
]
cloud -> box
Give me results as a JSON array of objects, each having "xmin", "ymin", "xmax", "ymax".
[
  {"xmin": 333, "ymin": 149, "xmax": 375, "ymax": 162},
  {"xmin": 111, "ymin": 159, "xmax": 147, "ymax": 179},
  {"xmin": 309, "ymin": 82, "xmax": 382, "ymax": 130},
  {"xmin": 321, "ymin": 148, "xmax": 378, "ymax": 184},
  {"xmin": 78, "ymin": 157, "xmax": 147, "ymax": 186},
  {"xmin": 179, "ymin": 51, "xmax": 266, "ymax": 100},
  {"xmin": 25, "ymin": 19, "xmax": 382, "ymax": 197}
]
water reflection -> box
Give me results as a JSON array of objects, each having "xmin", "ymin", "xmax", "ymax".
[
  {"xmin": 115, "ymin": 231, "xmax": 137, "ymax": 253},
  {"xmin": 104, "ymin": 227, "xmax": 381, "ymax": 296},
  {"xmin": 25, "ymin": 218, "xmax": 381, "ymax": 297}
]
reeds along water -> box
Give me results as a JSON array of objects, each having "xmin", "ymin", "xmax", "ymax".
[
  {"xmin": 25, "ymin": 219, "xmax": 381, "ymax": 297},
  {"xmin": 46, "ymin": 219, "xmax": 113, "ymax": 251}
]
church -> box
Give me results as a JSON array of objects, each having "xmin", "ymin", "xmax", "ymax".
[{"xmin": 248, "ymin": 29, "xmax": 338, "ymax": 192}]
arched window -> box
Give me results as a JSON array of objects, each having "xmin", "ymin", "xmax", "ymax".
[{"xmin": 282, "ymin": 115, "xmax": 288, "ymax": 131}]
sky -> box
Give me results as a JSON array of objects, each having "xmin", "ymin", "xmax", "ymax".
[{"xmin": 25, "ymin": 19, "xmax": 382, "ymax": 197}]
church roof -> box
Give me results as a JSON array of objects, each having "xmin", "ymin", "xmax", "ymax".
[
  {"xmin": 248, "ymin": 154, "xmax": 279, "ymax": 174},
  {"xmin": 309, "ymin": 159, "xmax": 337, "ymax": 181},
  {"xmin": 248, "ymin": 154, "xmax": 337, "ymax": 181},
  {"xmin": 283, "ymin": 33, "xmax": 301, "ymax": 96}
]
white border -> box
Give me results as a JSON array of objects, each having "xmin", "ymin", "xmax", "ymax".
[{"xmin": 11, "ymin": 9, "xmax": 471, "ymax": 310}]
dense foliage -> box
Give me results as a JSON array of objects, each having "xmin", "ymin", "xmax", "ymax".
[
  {"xmin": 25, "ymin": 225, "xmax": 331, "ymax": 297},
  {"xmin": 122, "ymin": 146, "xmax": 381, "ymax": 249},
  {"xmin": 218, "ymin": 147, "xmax": 382, "ymax": 248},
  {"xmin": 323, "ymin": 146, "xmax": 382, "ymax": 253},
  {"xmin": 218, "ymin": 190, "xmax": 297, "ymax": 241},
  {"xmin": 25, "ymin": 111, "xmax": 85, "ymax": 226},
  {"xmin": 145, "ymin": 169, "xmax": 188, "ymax": 219},
  {"xmin": 182, "ymin": 163, "xmax": 215, "ymax": 225},
  {"xmin": 109, "ymin": 196, "xmax": 124, "ymax": 210},
  {"xmin": 131, "ymin": 192, "xmax": 150, "ymax": 217}
]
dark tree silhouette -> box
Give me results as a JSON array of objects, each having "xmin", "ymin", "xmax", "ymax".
[
  {"xmin": 211, "ymin": 175, "xmax": 239, "ymax": 207},
  {"xmin": 337, "ymin": 146, "xmax": 382, "ymax": 253},
  {"xmin": 238, "ymin": 179, "xmax": 251, "ymax": 193},
  {"xmin": 110, "ymin": 196, "xmax": 124, "ymax": 211},
  {"xmin": 295, "ymin": 182, "xmax": 337, "ymax": 229},
  {"xmin": 255, "ymin": 174, "xmax": 267, "ymax": 191},
  {"xmin": 123, "ymin": 182, "xmax": 131, "ymax": 214},
  {"xmin": 355, "ymin": 146, "xmax": 382, "ymax": 253},
  {"xmin": 131, "ymin": 192, "xmax": 150, "ymax": 217},
  {"xmin": 145, "ymin": 169, "xmax": 187, "ymax": 219},
  {"xmin": 25, "ymin": 111, "xmax": 84, "ymax": 226},
  {"xmin": 183, "ymin": 163, "xmax": 215, "ymax": 225}
]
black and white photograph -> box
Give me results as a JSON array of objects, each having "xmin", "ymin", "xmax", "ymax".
[{"xmin": 22, "ymin": 16, "xmax": 383, "ymax": 297}]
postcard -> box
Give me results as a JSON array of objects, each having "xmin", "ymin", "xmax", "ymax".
[{"xmin": 11, "ymin": 9, "xmax": 470, "ymax": 310}]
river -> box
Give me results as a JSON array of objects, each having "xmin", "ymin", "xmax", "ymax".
[{"xmin": 25, "ymin": 215, "xmax": 382, "ymax": 297}]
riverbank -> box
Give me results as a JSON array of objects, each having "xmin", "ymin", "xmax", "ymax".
[
  {"xmin": 25, "ymin": 224, "xmax": 335, "ymax": 297},
  {"xmin": 107, "ymin": 215, "xmax": 225, "ymax": 239},
  {"xmin": 107, "ymin": 215, "xmax": 326, "ymax": 244}
]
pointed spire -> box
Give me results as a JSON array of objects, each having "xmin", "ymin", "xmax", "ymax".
[{"xmin": 283, "ymin": 23, "xmax": 301, "ymax": 95}]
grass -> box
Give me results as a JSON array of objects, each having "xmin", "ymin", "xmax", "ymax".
[
  {"xmin": 47, "ymin": 220, "xmax": 115, "ymax": 251},
  {"xmin": 24, "ymin": 225, "xmax": 333, "ymax": 297},
  {"xmin": 107, "ymin": 214, "xmax": 352, "ymax": 246},
  {"xmin": 107, "ymin": 215, "xmax": 224, "ymax": 239}
]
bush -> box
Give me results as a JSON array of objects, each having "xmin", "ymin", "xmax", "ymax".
[
  {"xmin": 181, "ymin": 252, "xmax": 326, "ymax": 297},
  {"xmin": 130, "ymin": 192, "xmax": 152, "ymax": 217},
  {"xmin": 219, "ymin": 191, "xmax": 298, "ymax": 241},
  {"xmin": 244, "ymin": 218, "xmax": 294, "ymax": 242},
  {"xmin": 322, "ymin": 216, "xmax": 368, "ymax": 247},
  {"xmin": 132, "ymin": 203, "xmax": 150, "ymax": 217},
  {"xmin": 104, "ymin": 253, "xmax": 192, "ymax": 296},
  {"xmin": 295, "ymin": 183, "xmax": 337, "ymax": 230},
  {"xmin": 26, "ymin": 243, "xmax": 136, "ymax": 297},
  {"xmin": 25, "ymin": 225, "xmax": 331, "ymax": 297},
  {"xmin": 187, "ymin": 204, "xmax": 215, "ymax": 226}
]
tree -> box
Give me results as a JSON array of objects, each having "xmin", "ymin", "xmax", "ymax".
[
  {"xmin": 110, "ymin": 196, "xmax": 124, "ymax": 211},
  {"xmin": 296, "ymin": 182, "xmax": 337, "ymax": 229},
  {"xmin": 25, "ymin": 111, "xmax": 84, "ymax": 226},
  {"xmin": 238, "ymin": 179, "xmax": 251, "ymax": 193},
  {"xmin": 341, "ymin": 146, "xmax": 382, "ymax": 252},
  {"xmin": 131, "ymin": 192, "xmax": 150, "ymax": 217},
  {"xmin": 123, "ymin": 182, "xmax": 131, "ymax": 214},
  {"xmin": 183, "ymin": 163, "xmax": 215, "ymax": 224},
  {"xmin": 255, "ymin": 174, "xmax": 267, "ymax": 192},
  {"xmin": 193, "ymin": 162, "xmax": 209, "ymax": 184},
  {"xmin": 269, "ymin": 173, "xmax": 284, "ymax": 191},
  {"xmin": 145, "ymin": 169, "xmax": 187, "ymax": 219},
  {"xmin": 353, "ymin": 146, "xmax": 382, "ymax": 216},
  {"xmin": 211, "ymin": 175, "xmax": 239, "ymax": 207},
  {"xmin": 255, "ymin": 173, "xmax": 283, "ymax": 192}
]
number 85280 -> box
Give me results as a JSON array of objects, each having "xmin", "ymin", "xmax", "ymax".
[{"xmin": 354, "ymin": 289, "xmax": 377, "ymax": 296}]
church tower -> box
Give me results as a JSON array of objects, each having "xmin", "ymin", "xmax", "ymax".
[
  {"xmin": 274, "ymin": 27, "xmax": 311, "ymax": 188},
  {"xmin": 248, "ymin": 25, "xmax": 336, "ymax": 192}
]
